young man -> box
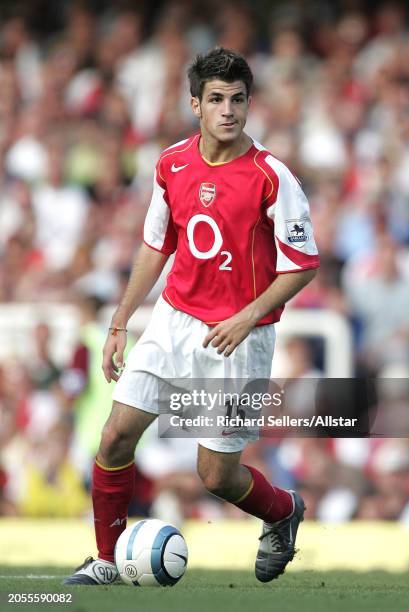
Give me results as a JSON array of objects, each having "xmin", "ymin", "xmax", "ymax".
[{"xmin": 64, "ymin": 48, "xmax": 319, "ymax": 586}]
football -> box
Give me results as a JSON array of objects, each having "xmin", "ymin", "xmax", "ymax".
[{"xmin": 114, "ymin": 519, "xmax": 188, "ymax": 586}]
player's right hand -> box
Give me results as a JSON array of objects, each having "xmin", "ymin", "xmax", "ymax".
[{"xmin": 102, "ymin": 330, "xmax": 127, "ymax": 383}]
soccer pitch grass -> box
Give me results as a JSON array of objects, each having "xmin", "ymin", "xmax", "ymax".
[{"xmin": 1, "ymin": 567, "xmax": 409, "ymax": 612}]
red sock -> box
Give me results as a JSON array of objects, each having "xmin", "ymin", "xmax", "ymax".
[
  {"xmin": 92, "ymin": 460, "xmax": 136, "ymax": 562},
  {"xmin": 233, "ymin": 465, "xmax": 293, "ymax": 523}
]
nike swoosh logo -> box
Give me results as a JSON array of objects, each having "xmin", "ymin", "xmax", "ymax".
[
  {"xmin": 221, "ymin": 428, "xmax": 243, "ymax": 437},
  {"xmin": 171, "ymin": 163, "xmax": 188, "ymax": 173},
  {"xmin": 171, "ymin": 552, "xmax": 187, "ymax": 566}
]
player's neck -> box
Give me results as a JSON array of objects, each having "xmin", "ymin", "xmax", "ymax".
[{"xmin": 199, "ymin": 132, "xmax": 252, "ymax": 164}]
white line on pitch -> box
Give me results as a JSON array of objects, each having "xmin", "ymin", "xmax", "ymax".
[{"xmin": 0, "ymin": 575, "xmax": 60, "ymax": 579}]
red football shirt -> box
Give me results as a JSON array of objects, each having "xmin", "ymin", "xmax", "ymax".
[{"xmin": 144, "ymin": 134, "xmax": 319, "ymax": 325}]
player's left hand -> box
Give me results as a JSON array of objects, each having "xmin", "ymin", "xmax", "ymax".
[{"xmin": 202, "ymin": 311, "xmax": 256, "ymax": 357}]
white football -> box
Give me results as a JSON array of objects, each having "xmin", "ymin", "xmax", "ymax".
[{"xmin": 114, "ymin": 519, "xmax": 188, "ymax": 586}]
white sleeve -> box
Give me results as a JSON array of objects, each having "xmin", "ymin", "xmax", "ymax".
[
  {"xmin": 265, "ymin": 156, "xmax": 319, "ymax": 272},
  {"xmin": 143, "ymin": 170, "xmax": 177, "ymax": 255}
]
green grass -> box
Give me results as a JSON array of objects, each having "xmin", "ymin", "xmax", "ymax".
[{"xmin": 0, "ymin": 567, "xmax": 408, "ymax": 612}]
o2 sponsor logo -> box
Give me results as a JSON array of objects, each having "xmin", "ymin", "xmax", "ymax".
[{"xmin": 187, "ymin": 214, "xmax": 232, "ymax": 271}]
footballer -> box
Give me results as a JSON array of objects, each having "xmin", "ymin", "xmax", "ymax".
[{"xmin": 64, "ymin": 48, "xmax": 319, "ymax": 585}]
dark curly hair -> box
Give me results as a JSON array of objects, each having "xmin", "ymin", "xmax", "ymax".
[{"xmin": 188, "ymin": 47, "xmax": 253, "ymax": 100}]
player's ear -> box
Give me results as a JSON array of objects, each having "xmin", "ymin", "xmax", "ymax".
[
  {"xmin": 191, "ymin": 97, "xmax": 201, "ymax": 119},
  {"xmin": 247, "ymin": 95, "xmax": 252, "ymax": 109}
]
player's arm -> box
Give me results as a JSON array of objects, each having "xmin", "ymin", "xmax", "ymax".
[
  {"xmin": 103, "ymin": 164, "xmax": 177, "ymax": 382},
  {"xmin": 203, "ymin": 269, "xmax": 317, "ymax": 357},
  {"xmin": 103, "ymin": 244, "xmax": 169, "ymax": 382}
]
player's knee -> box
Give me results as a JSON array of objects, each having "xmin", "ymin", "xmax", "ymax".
[
  {"xmin": 199, "ymin": 470, "xmax": 231, "ymax": 498},
  {"xmin": 99, "ymin": 422, "xmax": 135, "ymax": 465}
]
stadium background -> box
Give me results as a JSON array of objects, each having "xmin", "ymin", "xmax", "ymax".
[{"xmin": 0, "ymin": 0, "xmax": 409, "ymax": 576}]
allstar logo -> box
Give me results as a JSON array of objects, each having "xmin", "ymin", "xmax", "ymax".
[{"xmin": 199, "ymin": 183, "xmax": 216, "ymax": 207}]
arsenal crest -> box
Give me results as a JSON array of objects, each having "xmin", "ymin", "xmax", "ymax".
[{"xmin": 199, "ymin": 183, "xmax": 216, "ymax": 207}]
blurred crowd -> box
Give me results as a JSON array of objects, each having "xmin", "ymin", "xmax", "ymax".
[{"xmin": 1, "ymin": 0, "xmax": 409, "ymax": 521}]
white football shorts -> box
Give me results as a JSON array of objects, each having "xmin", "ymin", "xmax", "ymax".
[{"xmin": 112, "ymin": 295, "xmax": 275, "ymax": 452}]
